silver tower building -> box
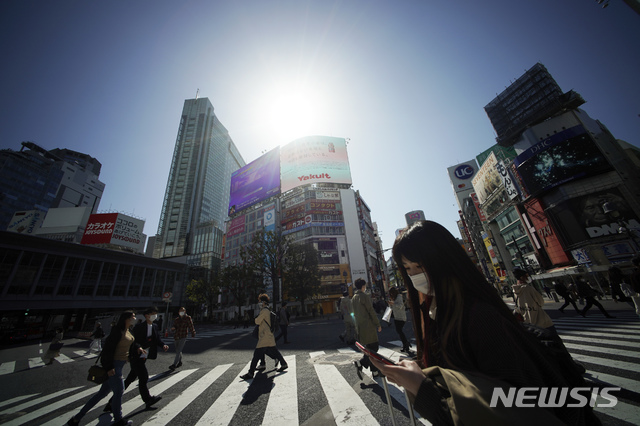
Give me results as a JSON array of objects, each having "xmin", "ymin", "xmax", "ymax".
[{"xmin": 154, "ymin": 97, "xmax": 245, "ymax": 273}]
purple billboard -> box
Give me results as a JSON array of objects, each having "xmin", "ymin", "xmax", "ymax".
[{"xmin": 228, "ymin": 147, "xmax": 281, "ymax": 215}]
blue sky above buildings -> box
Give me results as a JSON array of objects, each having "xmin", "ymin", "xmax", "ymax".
[{"xmin": 1, "ymin": 0, "xmax": 638, "ymax": 251}]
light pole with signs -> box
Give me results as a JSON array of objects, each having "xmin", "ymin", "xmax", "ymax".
[{"xmin": 162, "ymin": 292, "xmax": 172, "ymax": 337}]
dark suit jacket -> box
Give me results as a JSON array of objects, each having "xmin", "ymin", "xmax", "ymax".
[{"xmin": 129, "ymin": 321, "xmax": 165, "ymax": 362}]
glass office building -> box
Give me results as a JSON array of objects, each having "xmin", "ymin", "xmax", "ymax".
[{"xmin": 154, "ymin": 97, "xmax": 245, "ymax": 273}]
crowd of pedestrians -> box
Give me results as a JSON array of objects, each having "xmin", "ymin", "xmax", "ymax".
[{"xmin": 54, "ymin": 220, "xmax": 640, "ymax": 425}]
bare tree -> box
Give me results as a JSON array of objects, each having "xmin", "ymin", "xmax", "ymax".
[
  {"xmin": 241, "ymin": 229, "xmax": 290, "ymax": 306},
  {"xmin": 186, "ymin": 275, "xmax": 221, "ymax": 321},
  {"xmin": 283, "ymin": 242, "xmax": 321, "ymax": 314}
]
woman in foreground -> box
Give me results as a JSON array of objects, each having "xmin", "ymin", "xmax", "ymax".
[{"xmin": 370, "ymin": 220, "xmax": 600, "ymax": 425}]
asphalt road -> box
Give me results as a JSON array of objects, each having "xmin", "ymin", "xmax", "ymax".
[{"xmin": 0, "ymin": 299, "xmax": 638, "ymax": 425}]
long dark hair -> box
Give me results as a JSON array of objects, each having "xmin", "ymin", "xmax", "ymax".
[
  {"xmin": 392, "ymin": 220, "xmax": 517, "ymax": 369},
  {"xmin": 109, "ymin": 310, "xmax": 135, "ymax": 337}
]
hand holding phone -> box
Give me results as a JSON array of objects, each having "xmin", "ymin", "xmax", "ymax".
[{"xmin": 355, "ymin": 341, "xmax": 396, "ymax": 365}]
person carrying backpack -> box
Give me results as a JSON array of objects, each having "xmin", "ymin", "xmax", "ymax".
[{"xmin": 240, "ymin": 294, "xmax": 288, "ymax": 380}]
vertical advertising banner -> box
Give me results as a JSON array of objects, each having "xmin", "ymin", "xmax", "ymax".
[
  {"xmin": 447, "ymin": 160, "xmax": 478, "ymax": 193},
  {"xmin": 280, "ymin": 136, "xmax": 352, "ymax": 193},
  {"xmin": 472, "ymin": 152, "xmax": 502, "ymax": 204},
  {"xmin": 112, "ymin": 214, "xmax": 146, "ymax": 252},
  {"xmin": 263, "ymin": 203, "xmax": 276, "ymax": 233},
  {"xmin": 228, "ymin": 146, "xmax": 281, "ymax": 215}
]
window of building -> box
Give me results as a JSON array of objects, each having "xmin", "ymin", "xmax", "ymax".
[
  {"xmin": 78, "ymin": 260, "xmax": 101, "ymax": 296},
  {"xmin": 113, "ymin": 265, "xmax": 131, "ymax": 297},
  {"xmin": 7, "ymin": 251, "xmax": 45, "ymax": 295},
  {"xmin": 34, "ymin": 254, "xmax": 64, "ymax": 295},
  {"xmin": 129, "ymin": 266, "xmax": 144, "ymax": 297}
]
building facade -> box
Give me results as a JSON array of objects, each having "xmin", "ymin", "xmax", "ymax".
[
  {"xmin": 222, "ymin": 136, "xmax": 377, "ymax": 316},
  {"xmin": 153, "ymin": 97, "xmax": 245, "ymax": 275},
  {"xmin": 0, "ymin": 142, "xmax": 104, "ymax": 231},
  {"xmin": 455, "ymin": 63, "xmax": 640, "ymax": 291},
  {"xmin": 0, "ymin": 231, "xmax": 186, "ymax": 341}
]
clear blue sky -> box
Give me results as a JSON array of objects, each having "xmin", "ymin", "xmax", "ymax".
[{"xmin": 1, "ymin": 0, "xmax": 638, "ymax": 252}]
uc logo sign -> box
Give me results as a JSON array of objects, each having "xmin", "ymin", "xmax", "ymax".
[{"xmin": 454, "ymin": 165, "xmax": 474, "ymax": 180}]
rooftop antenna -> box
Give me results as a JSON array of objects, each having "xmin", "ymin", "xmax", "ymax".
[{"xmin": 195, "ymin": 88, "xmax": 199, "ymax": 100}]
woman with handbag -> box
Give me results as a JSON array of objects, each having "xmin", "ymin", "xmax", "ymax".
[
  {"xmin": 43, "ymin": 328, "xmax": 64, "ymax": 365},
  {"xmin": 67, "ymin": 311, "xmax": 143, "ymax": 426},
  {"xmin": 370, "ymin": 220, "xmax": 601, "ymax": 425}
]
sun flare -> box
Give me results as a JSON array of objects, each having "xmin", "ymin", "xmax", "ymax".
[{"xmin": 265, "ymin": 86, "xmax": 324, "ymax": 143}]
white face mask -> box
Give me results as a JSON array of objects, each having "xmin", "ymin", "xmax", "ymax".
[
  {"xmin": 149, "ymin": 314, "xmax": 157, "ymax": 321},
  {"xmin": 179, "ymin": 312, "xmax": 185, "ymax": 317},
  {"xmin": 409, "ymin": 272, "xmax": 431, "ymax": 295}
]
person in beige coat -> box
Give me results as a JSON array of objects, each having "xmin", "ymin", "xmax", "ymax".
[
  {"xmin": 352, "ymin": 278, "xmax": 382, "ymax": 378},
  {"xmin": 241, "ymin": 294, "xmax": 288, "ymax": 380},
  {"xmin": 512, "ymin": 269, "xmax": 555, "ymax": 330}
]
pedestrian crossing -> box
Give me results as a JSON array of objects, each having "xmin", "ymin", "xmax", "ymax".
[
  {"xmin": 0, "ymin": 312, "xmax": 638, "ymax": 425},
  {"xmin": 0, "ymin": 329, "xmax": 252, "ymax": 375}
]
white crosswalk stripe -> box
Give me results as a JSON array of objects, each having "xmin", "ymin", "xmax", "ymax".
[
  {"xmin": 1, "ymin": 313, "xmax": 638, "ymax": 425},
  {"xmin": 0, "ymin": 362, "xmax": 15, "ymax": 376}
]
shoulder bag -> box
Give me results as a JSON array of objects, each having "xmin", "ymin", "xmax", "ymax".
[{"xmin": 87, "ymin": 353, "xmax": 108, "ymax": 385}]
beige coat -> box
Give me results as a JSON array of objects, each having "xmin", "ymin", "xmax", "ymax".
[
  {"xmin": 352, "ymin": 290, "xmax": 380, "ymax": 345},
  {"xmin": 255, "ymin": 306, "xmax": 276, "ymax": 348},
  {"xmin": 513, "ymin": 283, "xmax": 554, "ymax": 329}
]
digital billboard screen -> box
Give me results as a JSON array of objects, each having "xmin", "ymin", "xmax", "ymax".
[
  {"xmin": 547, "ymin": 188, "xmax": 639, "ymax": 246},
  {"xmin": 280, "ymin": 136, "xmax": 352, "ymax": 193},
  {"xmin": 228, "ymin": 147, "xmax": 280, "ymax": 215},
  {"xmin": 515, "ymin": 126, "xmax": 612, "ymax": 196}
]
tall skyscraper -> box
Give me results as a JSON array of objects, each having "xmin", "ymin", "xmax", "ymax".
[{"xmin": 154, "ymin": 97, "xmax": 245, "ymax": 273}]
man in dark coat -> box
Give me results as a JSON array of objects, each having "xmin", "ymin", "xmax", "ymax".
[{"xmin": 105, "ymin": 306, "xmax": 168, "ymax": 412}]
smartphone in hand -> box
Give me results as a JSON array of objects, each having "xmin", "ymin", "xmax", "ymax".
[{"xmin": 355, "ymin": 341, "xmax": 397, "ymax": 365}]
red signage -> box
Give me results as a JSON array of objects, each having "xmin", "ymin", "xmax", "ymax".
[{"xmin": 81, "ymin": 213, "xmax": 118, "ymax": 245}]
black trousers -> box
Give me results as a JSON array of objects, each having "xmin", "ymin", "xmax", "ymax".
[
  {"xmin": 582, "ymin": 297, "xmax": 611, "ymax": 317},
  {"xmin": 125, "ymin": 358, "xmax": 151, "ymax": 402},
  {"xmin": 275, "ymin": 324, "xmax": 289, "ymax": 343},
  {"xmin": 250, "ymin": 346, "xmax": 286, "ymax": 374},
  {"xmin": 559, "ymin": 295, "xmax": 580, "ymax": 313},
  {"xmin": 360, "ymin": 342, "xmax": 379, "ymax": 373},
  {"xmin": 394, "ymin": 320, "xmax": 409, "ymax": 349}
]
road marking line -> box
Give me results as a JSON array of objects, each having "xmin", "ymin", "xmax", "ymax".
[
  {"xmin": 570, "ymin": 353, "xmax": 639, "ymax": 372},
  {"xmin": 563, "ymin": 342, "xmax": 640, "ymax": 359},
  {"xmin": 56, "ymin": 353, "xmax": 75, "ymax": 364},
  {"xmin": 585, "ymin": 370, "xmax": 640, "ymax": 394},
  {"xmin": 309, "ymin": 351, "xmax": 325, "ymax": 359},
  {"xmin": 560, "ymin": 334, "xmax": 639, "ymax": 349},
  {"xmin": 314, "ymin": 363, "xmax": 379, "ymax": 425},
  {"xmin": 558, "ymin": 329, "xmax": 640, "ymax": 341},
  {"xmin": 73, "ymin": 350, "xmax": 98, "ymax": 359},
  {"xmin": 0, "ymin": 393, "xmax": 40, "ymax": 410},
  {"xmin": 28, "ymin": 357, "xmax": 45, "ymax": 369},
  {"xmin": 0, "ymin": 361, "xmax": 16, "ymax": 376},
  {"xmin": 195, "ymin": 361, "xmax": 253, "ymax": 426},
  {"xmin": 83, "ymin": 369, "xmax": 197, "ymax": 426},
  {"xmin": 142, "ymin": 365, "xmax": 232, "ymax": 426},
  {"xmin": 0, "ymin": 386, "xmax": 82, "ymax": 416},
  {"xmin": 262, "ymin": 355, "xmax": 297, "ymax": 426},
  {"xmin": 38, "ymin": 382, "xmax": 139, "ymax": 426}
]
